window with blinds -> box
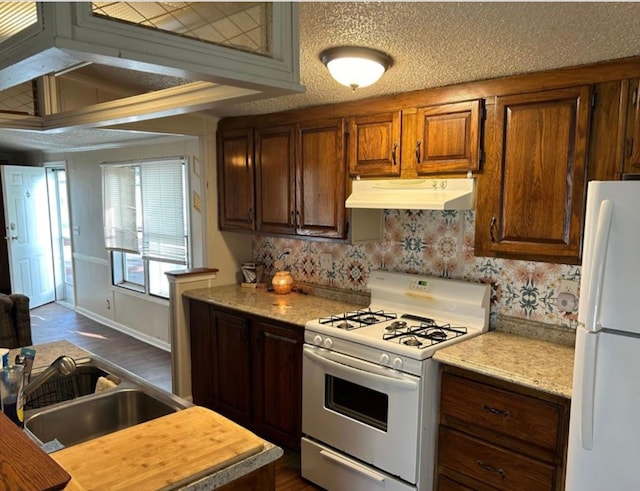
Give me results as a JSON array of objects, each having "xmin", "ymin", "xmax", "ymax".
[{"xmin": 101, "ymin": 156, "xmax": 188, "ymax": 298}]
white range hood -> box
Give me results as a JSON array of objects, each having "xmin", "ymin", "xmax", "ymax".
[{"xmin": 345, "ymin": 177, "xmax": 476, "ymax": 210}]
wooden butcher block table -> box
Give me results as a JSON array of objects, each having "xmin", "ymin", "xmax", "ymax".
[{"xmin": 52, "ymin": 406, "xmax": 265, "ymax": 490}]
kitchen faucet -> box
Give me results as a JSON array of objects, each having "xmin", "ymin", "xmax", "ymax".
[{"xmin": 21, "ymin": 355, "xmax": 77, "ymax": 398}]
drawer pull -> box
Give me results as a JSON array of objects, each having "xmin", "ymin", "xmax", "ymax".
[
  {"xmin": 482, "ymin": 404, "xmax": 510, "ymax": 417},
  {"xmin": 476, "ymin": 460, "xmax": 505, "ymax": 478}
]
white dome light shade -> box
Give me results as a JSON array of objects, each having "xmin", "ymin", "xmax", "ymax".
[{"xmin": 321, "ymin": 47, "xmax": 393, "ymax": 90}]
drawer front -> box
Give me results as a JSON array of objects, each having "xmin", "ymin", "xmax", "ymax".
[
  {"xmin": 437, "ymin": 475, "xmax": 479, "ymax": 491},
  {"xmin": 301, "ymin": 437, "xmax": 414, "ymax": 491},
  {"xmin": 438, "ymin": 427, "xmax": 555, "ymax": 491},
  {"xmin": 440, "ymin": 372, "xmax": 562, "ymax": 451}
]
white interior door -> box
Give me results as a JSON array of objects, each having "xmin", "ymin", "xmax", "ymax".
[{"xmin": 1, "ymin": 165, "xmax": 55, "ymax": 308}]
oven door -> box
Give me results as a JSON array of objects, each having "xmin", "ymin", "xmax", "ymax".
[{"xmin": 302, "ymin": 344, "xmax": 422, "ymax": 483}]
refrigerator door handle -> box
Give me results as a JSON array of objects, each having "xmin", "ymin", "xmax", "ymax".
[
  {"xmin": 583, "ymin": 199, "xmax": 613, "ymax": 332},
  {"xmin": 579, "ymin": 331, "xmax": 599, "ymax": 450}
]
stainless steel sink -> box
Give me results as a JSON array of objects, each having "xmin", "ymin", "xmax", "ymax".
[
  {"xmin": 25, "ymin": 388, "xmax": 183, "ymax": 447},
  {"xmin": 24, "ymin": 355, "xmax": 191, "ymax": 450}
]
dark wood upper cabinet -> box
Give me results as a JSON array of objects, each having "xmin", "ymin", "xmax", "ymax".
[
  {"xmin": 347, "ymin": 111, "xmax": 401, "ymax": 177},
  {"xmin": 622, "ymin": 78, "xmax": 640, "ymax": 176},
  {"xmin": 475, "ymin": 86, "xmax": 591, "ymax": 264},
  {"xmin": 295, "ymin": 118, "xmax": 346, "ymax": 238},
  {"xmin": 255, "ymin": 125, "xmax": 296, "ymax": 234},
  {"xmin": 415, "ymin": 99, "xmax": 483, "ymax": 174},
  {"xmin": 217, "ymin": 128, "xmax": 255, "ymax": 232}
]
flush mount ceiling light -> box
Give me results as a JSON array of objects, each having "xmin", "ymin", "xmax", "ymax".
[{"xmin": 320, "ymin": 46, "xmax": 393, "ymax": 90}]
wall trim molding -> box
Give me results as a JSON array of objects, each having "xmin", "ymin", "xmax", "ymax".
[{"xmin": 75, "ymin": 306, "xmax": 171, "ymax": 352}]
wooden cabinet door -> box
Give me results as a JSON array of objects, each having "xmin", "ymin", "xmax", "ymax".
[
  {"xmin": 213, "ymin": 309, "xmax": 252, "ymax": 427},
  {"xmin": 415, "ymin": 100, "xmax": 482, "ymax": 174},
  {"xmin": 252, "ymin": 320, "xmax": 303, "ymax": 450},
  {"xmin": 476, "ymin": 86, "xmax": 590, "ymax": 264},
  {"xmin": 188, "ymin": 299, "xmax": 215, "ymax": 409},
  {"xmin": 217, "ymin": 128, "xmax": 255, "ymax": 231},
  {"xmin": 623, "ymin": 78, "xmax": 640, "ymax": 175},
  {"xmin": 295, "ymin": 118, "xmax": 346, "ymax": 238},
  {"xmin": 255, "ymin": 125, "xmax": 296, "ymax": 234},
  {"xmin": 348, "ymin": 111, "xmax": 401, "ymax": 177}
]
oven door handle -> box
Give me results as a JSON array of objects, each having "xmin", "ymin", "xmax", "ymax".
[
  {"xmin": 303, "ymin": 346, "xmax": 419, "ymax": 390},
  {"xmin": 319, "ymin": 449, "xmax": 386, "ymax": 483}
]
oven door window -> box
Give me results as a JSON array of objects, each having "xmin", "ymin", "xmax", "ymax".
[{"xmin": 325, "ymin": 374, "xmax": 388, "ymax": 431}]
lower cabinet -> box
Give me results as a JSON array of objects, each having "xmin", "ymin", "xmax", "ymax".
[
  {"xmin": 436, "ymin": 366, "xmax": 570, "ymax": 491},
  {"xmin": 188, "ymin": 299, "xmax": 303, "ymax": 450}
]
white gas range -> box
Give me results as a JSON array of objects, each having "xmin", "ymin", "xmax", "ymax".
[{"xmin": 301, "ymin": 270, "xmax": 490, "ymax": 491}]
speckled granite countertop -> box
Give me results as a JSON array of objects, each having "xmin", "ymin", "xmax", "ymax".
[
  {"xmin": 9, "ymin": 340, "xmax": 92, "ymax": 372},
  {"xmin": 184, "ymin": 284, "xmax": 363, "ymax": 327},
  {"xmin": 433, "ymin": 331, "xmax": 575, "ymax": 399}
]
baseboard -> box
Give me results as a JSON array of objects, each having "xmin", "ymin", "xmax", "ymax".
[{"xmin": 74, "ymin": 307, "xmax": 171, "ymax": 353}]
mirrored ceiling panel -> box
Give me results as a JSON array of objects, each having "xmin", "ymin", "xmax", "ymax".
[
  {"xmin": 0, "ymin": 2, "xmax": 38, "ymax": 43},
  {"xmin": 0, "ymin": 81, "xmax": 36, "ymax": 115},
  {"xmin": 91, "ymin": 2, "xmax": 271, "ymax": 56}
]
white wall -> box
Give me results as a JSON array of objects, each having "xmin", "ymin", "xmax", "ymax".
[{"xmin": 44, "ymin": 116, "xmax": 252, "ymax": 350}]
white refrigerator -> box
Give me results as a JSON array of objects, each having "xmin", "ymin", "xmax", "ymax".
[{"xmin": 566, "ymin": 180, "xmax": 640, "ymax": 490}]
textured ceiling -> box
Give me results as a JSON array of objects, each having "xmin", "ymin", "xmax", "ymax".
[
  {"xmin": 219, "ymin": 1, "xmax": 640, "ymax": 117},
  {"xmin": 4, "ymin": 1, "xmax": 640, "ymax": 154}
]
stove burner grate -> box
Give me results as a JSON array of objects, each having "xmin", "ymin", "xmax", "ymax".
[
  {"xmin": 383, "ymin": 319, "xmax": 467, "ymax": 348},
  {"xmin": 319, "ymin": 308, "xmax": 398, "ymax": 330}
]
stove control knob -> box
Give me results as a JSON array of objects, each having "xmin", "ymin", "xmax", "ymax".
[
  {"xmin": 313, "ymin": 335, "xmax": 323, "ymax": 346},
  {"xmin": 323, "ymin": 338, "xmax": 333, "ymax": 349},
  {"xmin": 379, "ymin": 353, "xmax": 390, "ymax": 365},
  {"xmin": 392, "ymin": 357, "xmax": 403, "ymax": 370}
]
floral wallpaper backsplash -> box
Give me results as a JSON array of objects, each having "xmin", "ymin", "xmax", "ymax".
[{"xmin": 253, "ymin": 210, "xmax": 581, "ymax": 329}]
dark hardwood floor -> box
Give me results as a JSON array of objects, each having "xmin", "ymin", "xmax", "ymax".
[
  {"xmin": 30, "ymin": 302, "xmax": 322, "ymax": 491},
  {"xmin": 31, "ymin": 302, "xmax": 172, "ymax": 392}
]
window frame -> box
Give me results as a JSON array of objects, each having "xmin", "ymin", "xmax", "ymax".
[{"xmin": 103, "ymin": 157, "xmax": 190, "ymax": 300}]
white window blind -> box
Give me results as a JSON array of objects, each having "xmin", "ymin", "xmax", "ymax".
[
  {"xmin": 141, "ymin": 159, "xmax": 186, "ymax": 264},
  {"xmin": 102, "ymin": 165, "xmax": 138, "ymax": 253}
]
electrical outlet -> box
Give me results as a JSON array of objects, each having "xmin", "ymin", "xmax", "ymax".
[
  {"xmin": 559, "ymin": 279, "xmax": 579, "ymax": 296},
  {"xmin": 320, "ymin": 253, "xmax": 333, "ymax": 270}
]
